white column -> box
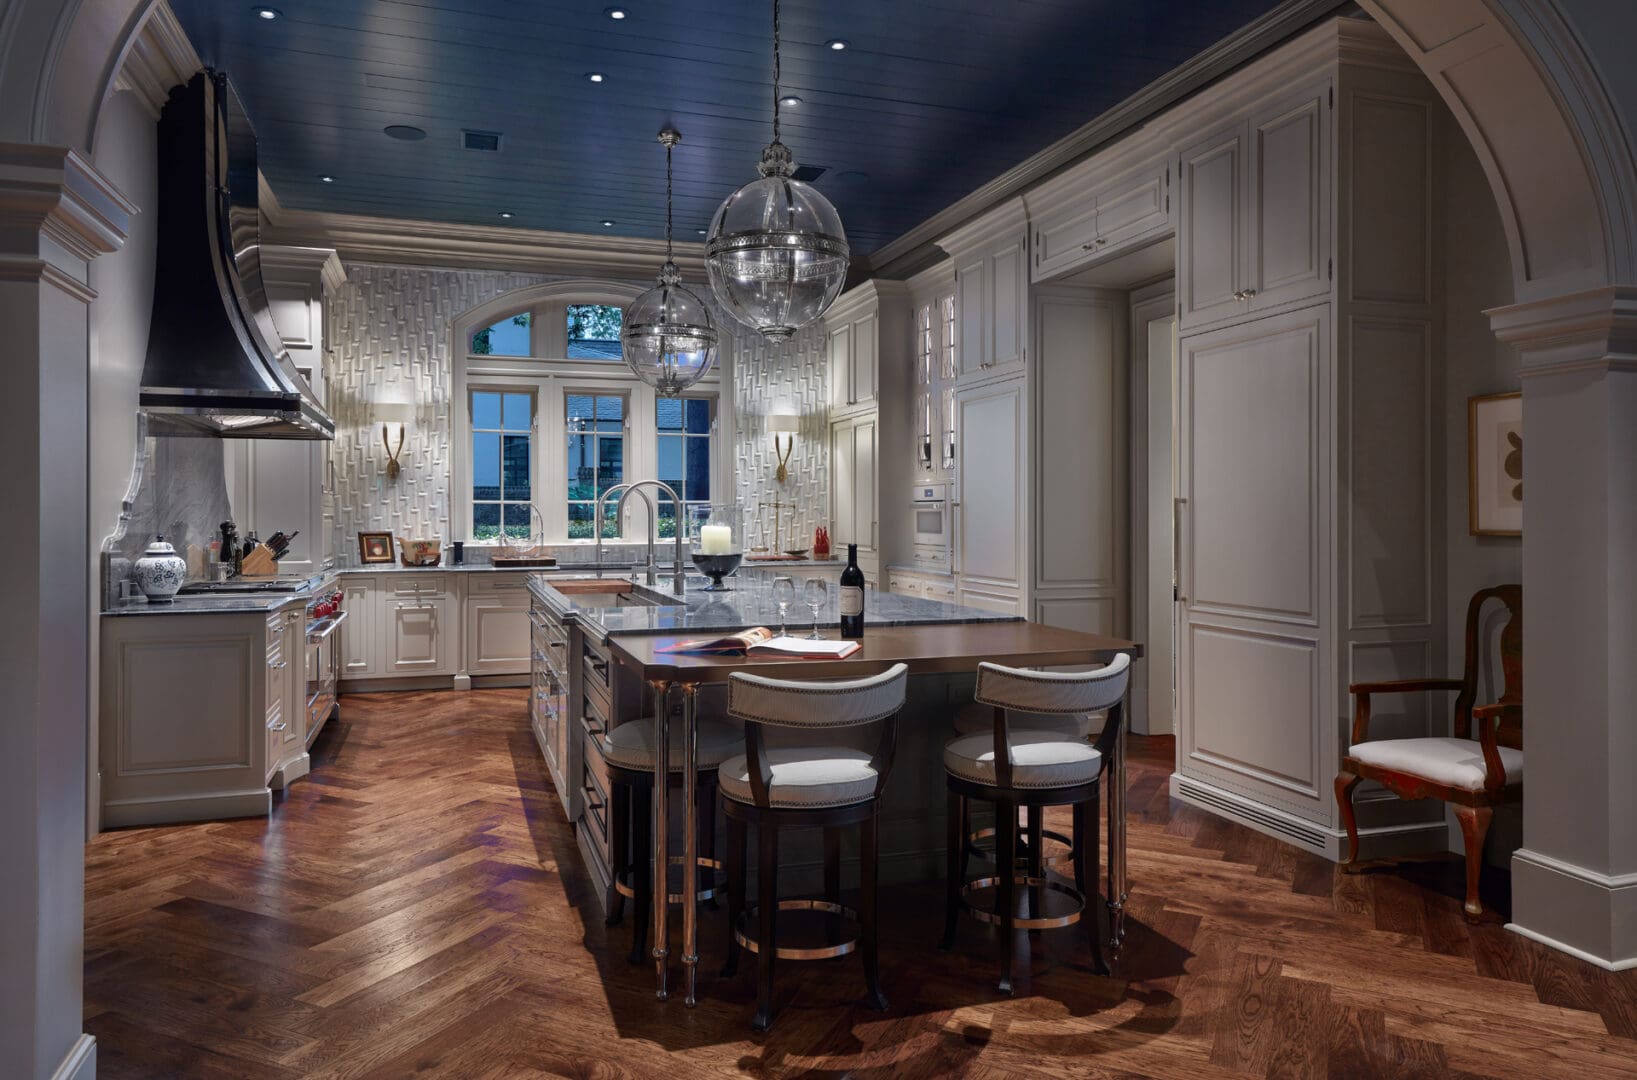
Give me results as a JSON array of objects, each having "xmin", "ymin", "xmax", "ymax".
[
  {"xmin": 0, "ymin": 144, "xmax": 132, "ymax": 1080},
  {"xmin": 1491, "ymin": 286, "xmax": 1637, "ymax": 970}
]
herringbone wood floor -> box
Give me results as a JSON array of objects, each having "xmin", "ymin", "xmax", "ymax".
[{"xmin": 85, "ymin": 689, "xmax": 1637, "ymax": 1078}]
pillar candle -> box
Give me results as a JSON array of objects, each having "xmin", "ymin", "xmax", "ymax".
[{"xmin": 699, "ymin": 524, "xmax": 733, "ymax": 554}]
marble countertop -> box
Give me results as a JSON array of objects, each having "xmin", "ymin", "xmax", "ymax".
[
  {"xmin": 529, "ymin": 566, "xmax": 1016, "ymax": 639},
  {"xmin": 102, "ymin": 571, "xmax": 338, "ymax": 616}
]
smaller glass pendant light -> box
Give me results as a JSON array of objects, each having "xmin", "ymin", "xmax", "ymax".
[
  {"xmin": 704, "ymin": 0, "xmax": 850, "ymax": 339},
  {"xmin": 622, "ymin": 129, "xmax": 719, "ymax": 396}
]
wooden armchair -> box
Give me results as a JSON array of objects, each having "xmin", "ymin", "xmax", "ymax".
[{"xmin": 1335, "ymin": 584, "xmax": 1522, "ymax": 920}]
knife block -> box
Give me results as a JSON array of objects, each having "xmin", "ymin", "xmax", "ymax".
[{"xmin": 240, "ymin": 545, "xmax": 279, "ymax": 578}]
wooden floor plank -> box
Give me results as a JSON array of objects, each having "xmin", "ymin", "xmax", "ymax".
[{"xmin": 84, "ymin": 688, "xmax": 1637, "ymax": 1079}]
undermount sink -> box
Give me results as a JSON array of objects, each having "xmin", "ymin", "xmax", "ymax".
[{"xmin": 549, "ymin": 578, "xmax": 676, "ymax": 608}]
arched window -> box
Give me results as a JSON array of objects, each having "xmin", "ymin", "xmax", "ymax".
[{"xmin": 450, "ymin": 282, "xmax": 730, "ymax": 546}]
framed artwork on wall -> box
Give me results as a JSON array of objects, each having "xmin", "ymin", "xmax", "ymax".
[
  {"xmin": 1468, "ymin": 391, "xmax": 1522, "ymax": 536},
  {"xmin": 358, "ymin": 531, "xmax": 396, "ymax": 563}
]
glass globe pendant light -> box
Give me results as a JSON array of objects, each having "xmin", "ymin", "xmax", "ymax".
[
  {"xmin": 622, "ymin": 129, "xmax": 719, "ymax": 396},
  {"xmin": 704, "ymin": 0, "xmax": 849, "ymax": 340}
]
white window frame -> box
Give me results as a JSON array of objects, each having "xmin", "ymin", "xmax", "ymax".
[
  {"xmin": 654, "ymin": 394, "xmax": 718, "ymax": 537},
  {"xmin": 468, "ymin": 386, "xmax": 538, "ymax": 539},
  {"xmin": 564, "ymin": 389, "xmax": 630, "ymax": 539},
  {"xmin": 451, "ymin": 280, "xmax": 731, "ymax": 545}
]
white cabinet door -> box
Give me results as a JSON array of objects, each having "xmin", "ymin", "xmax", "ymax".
[
  {"xmin": 1176, "ymin": 305, "xmax": 1330, "ymax": 821},
  {"xmin": 1247, "ymin": 86, "xmax": 1329, "ymax": 312},
  {"xmin": 853, "ymin": 416, "xmax": 878, "ymax": 560},
  {"xmin": 1179, "ymin": 122, "xmax": 1247, "ymax": 330},
  {"xmin": 465, "ymin": 594, "xmax": 531, "ymax": 675},
  {"xmin": 851, "ymin": 313, "xmax": 878, "ymax": 406},
  {"xmin": 828, "ymin": 325, "xmax": 853, "ymax": 408},
  {"xmin": 955, "ymin": 254, "xmax": 986, "ymax": 378},
  {"xmin": 988, "ymin": 236, "xmax": 1027, "ymax": 375},
  {"xmin": 340, "ymin": 576, "xmax": 378, "ymax": 678},
  {"xmin": 387, "ymin": 596, "xmax": 453, "ymax": 675},
  {"xmin": 954, "ymin": 379, "xmax": 1025, "ymax": 607},
  {"xmin": 830, "ymin": 419, "xmax": 857, "ymax": 548}
]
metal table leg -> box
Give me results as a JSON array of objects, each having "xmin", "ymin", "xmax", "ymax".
[
  {"xmin": 679, "ymin": 683, "xmax": 700, "ymax": 1006},
  {"xmin": 1107, "ymin": 693, "xmax": 1129, "ymax": 951},
  {"xmin": 651, "ymin": 680, "xmax": 671, "ymax": 1000}
]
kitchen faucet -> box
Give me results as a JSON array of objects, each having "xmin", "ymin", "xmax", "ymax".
[{"xmin": 594, "ymin": 480, "xmax": 687, "ymax": 593}]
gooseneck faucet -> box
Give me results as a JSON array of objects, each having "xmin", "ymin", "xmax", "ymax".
[{"xmin": 594, "ymin": 480, "xmax": 687, "ymax": 593}]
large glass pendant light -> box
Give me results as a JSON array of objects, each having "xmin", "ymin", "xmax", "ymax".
[
  {"xmin": 622, "ymin": 129, "xmax": 719, "ymax": 396},
  {"xmin": 704, "ymin": 0, "xmax": 849, "ymax": 340}
]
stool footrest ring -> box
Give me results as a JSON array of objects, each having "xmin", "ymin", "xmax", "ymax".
[
  {"xmin": 959, "ymin": 875, "xmax": 1084, "ymax": 930},
  {"xmin": 734, "ymin": 900, "xmax": 860, "ymax": 960},
  {"xmin": 614, "ymin": 855, "xmax": 724, "ymax": 905},
  {"xmin": 965, "ymin": 825, "xmax": 1075, "ymax": 871}
]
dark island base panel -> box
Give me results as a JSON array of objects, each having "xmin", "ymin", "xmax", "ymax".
[{"xmin": 575, "ymin": 672, "xmax": 1004, "ymax": 908}]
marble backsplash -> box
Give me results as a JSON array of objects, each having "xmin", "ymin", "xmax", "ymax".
[{"xmin": 100, "ymin": 429, "xmax": 234, "ymax": 603}]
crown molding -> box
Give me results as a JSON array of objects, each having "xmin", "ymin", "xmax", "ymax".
[
  {"xmin": 864, "ymin": 0, "xmax": 1349, "ymax": 279},
  {"xmin": 260, "ymin": 183, "xmax": 707, "ymax": 279},
  {"xmin": 0, "ymin": 143, "xmax": 134, "ymax": 263},
  {"xmin": 112, "ymin": 1, "xmax": 201, "ymax": 118},
  {"xmin": 1489, "ymin": 285, "xmax": 1637, "ymax": 377},
  {"xmin": 260, "ymin": 244, "xmax": 347, "ymax": 294}
]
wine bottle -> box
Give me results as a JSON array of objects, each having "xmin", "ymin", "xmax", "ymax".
[{"xmin": 839, "ymin": 543, "xmax": 865, "ymax": 639}]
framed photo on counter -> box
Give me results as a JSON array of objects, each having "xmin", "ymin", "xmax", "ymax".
[{"xmin": 358, "ymin": 531, "xmax": 395, "ymax": 563}]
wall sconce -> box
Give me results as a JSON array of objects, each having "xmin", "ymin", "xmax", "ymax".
[
  {"xmin": 376, "ymin": 402, "xmax": 413, "ymax": 479},
  {"xmin": 767, "ymin": 413, "xmax": 800, "ymax": 484}
]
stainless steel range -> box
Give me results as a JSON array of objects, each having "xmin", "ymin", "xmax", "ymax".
[{"xmin": 303, "ymin": 585, "xmax": 346, "ymax": 747}]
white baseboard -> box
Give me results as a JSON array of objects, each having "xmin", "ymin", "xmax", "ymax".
[
  {"xmin": 102, "ymin": 787, "xmax": 271, "ymax": 827},
  {"xmin": 1510, "ymin": 847, "xmax": 1637, "ymax": 969},
  {"xmin": 1170, "ymin": 772, "xmax": 1448, "ymax": 861},
  {"xmin": 50, "ymin": 1034, "xmax": 95, "ymax": 1080},
  {"xmin": 452, "ymin": 674, "xmax": 473, "ymax": 691}
]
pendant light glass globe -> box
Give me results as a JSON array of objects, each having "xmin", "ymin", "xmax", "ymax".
[
  {"xmin": 704, "ymin": 0, "xmax": 849, "ymax": 340},
  {"xmin": 705, "ymin": 142, "xmax": 849, "ymax": 340},
  {"xmin": 622, "ymin": 261, "xmax": 718, "ymax": 396},
  {"xmin": 623, "ymin": 129, "xmax": 718, "ymax": 397}
]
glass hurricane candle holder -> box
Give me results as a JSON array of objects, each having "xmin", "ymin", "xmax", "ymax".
[{"xmin": 689, "ymin": 502, "xmax": 744, "ymax": 591}]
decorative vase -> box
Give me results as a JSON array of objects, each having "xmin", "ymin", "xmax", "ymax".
[
  {"xmin": 134, "ymin": 534, "xmax": 188, "ymax": 601},
  {"xmin": 689, "ymin": 503, "xmax": 744, "ymax": 591},
  {"xmin": 814, "ymin": 525, "xmax": 831, "ymax": 560}
]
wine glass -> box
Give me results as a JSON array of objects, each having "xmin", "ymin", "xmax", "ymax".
[
  {"xmin": 803, "ymin": 578, "xmax": 828, "ymax": 638},
  {"xmin": 771, "ymin": 576, "xmax": 795, "ymax": 636}
]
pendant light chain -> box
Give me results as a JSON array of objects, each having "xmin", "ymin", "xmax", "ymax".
[
  {"xmin": 771, "ymin": 0, "xmax": 781, "ymax": 144},
  {"xmin": 665, "ymin": 136, "xmax": 673, "ymax": 261}
]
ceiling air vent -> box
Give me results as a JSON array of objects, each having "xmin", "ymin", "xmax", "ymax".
[
  {"xmin": 462, "ymin": 129, "xmax": 503, "ymax": 152},
  {"xmin": 791, "ymin": 164, "xmax": 827, "ymax": 182}
]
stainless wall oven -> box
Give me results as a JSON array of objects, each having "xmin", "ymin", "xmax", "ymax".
[
  {"xmin": 911, "ymin": 481, "xmax": 951, "ymax": 566},
  {"xmin": 305, "ymin": 588, "xmax": 346, "ymax": 747}
]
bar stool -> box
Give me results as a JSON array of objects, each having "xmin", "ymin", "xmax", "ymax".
[
  {"xmin": 940, "ymin": 653, "xmax": 1131, "ymax": 993},
  {"xmin": 597, "ymin": 714, "xmax": 742, "ymax": 966},
  {"xmin": 950, "ymin": 701, "xmax": 1103, "ymax": 878},
  {"xmin": 717, "ymin": 664, "xmax": 908, "ymax": 1033}
]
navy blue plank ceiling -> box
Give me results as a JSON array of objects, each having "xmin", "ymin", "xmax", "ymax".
[{"xmin": 168, "ymin": 0, "xmax": 1291, "ymax": 256}]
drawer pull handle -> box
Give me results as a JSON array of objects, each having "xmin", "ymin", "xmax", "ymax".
[
  {"xmin": 269, "ymin": 660, "xmax": 288, "ymax": 670},
  {"xmin": 268, "ymin": 720, "xmax": 288, "ymax": 732}
]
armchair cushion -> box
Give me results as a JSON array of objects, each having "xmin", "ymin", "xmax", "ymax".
[
  {"xmin": 1348, "ymin": 736, "xmax": 1522, "ymax": 790},
  {"xmin": 718, "ymin": 747, "xmax": 879, "ymax": 809},
  {"xmin": 943, "ymin": 730, "xmax": 1103, "ymax": 790}
]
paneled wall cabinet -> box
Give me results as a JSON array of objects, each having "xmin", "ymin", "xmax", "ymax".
[
  {"xmin": 338, "ymin": 570, "xmax": 535, "ymax": 689},
  {"xmin": 823, "ymin": 281, "xmax": 912, "ymax": 581},
  {"xmin": 947, "ymin": 201, "xmax": 1030, "ymax": 385}
]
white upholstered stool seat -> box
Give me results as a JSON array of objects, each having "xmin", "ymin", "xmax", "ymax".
[
  {"xmin": 718, "ymin": 747, "xmax": 880, "ymax": 809},
  {"xmin": 944, "ymin": 730, "xmax": 1104, "ymax": 789},
  {"xmin": 951, "ymin": 699, "xmax": 1099, "ymax": 738},
  {"xmin": 598, "ymin": 716, "xmax": 741, "ymax": 772},
  {"xmin": 1348, "ymin": 736, "xmax": 1522, "ymax": 790}
]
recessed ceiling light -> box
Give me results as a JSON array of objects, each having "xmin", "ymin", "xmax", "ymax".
[
  {"xmin": 586, "ymin": 72, "xmax": 606, "ymax": 83},
  {"xmin": 601, "ymin": 220, "xmax": 616, "ymax": 227},
  {"xmin": 696, "ymin": 228, "xmax": 707, "ymax": 235},
  {"xmin": 384, "ymin": 124, "xmax": 428, "ymax": 141},
  {"xmin": 318, "ymin": 174, "xmax": 335, "ymax": 183},
  {"xmin": 779, "ymin": 95, "xmax": 802, "ymax": 107},
  {"xmin": 605, "ymin": 6, "xmax": 627, "ymax": 17},
  {"xmin": 498, "ymin": 211, "xmax": 514, "ymax": 219},
  {"xmin": 826, "ymin": 39, "xmax": 849, "ymax": 50},
  {"xmin": 253, "ymin": 6, "xmax": 281, "ymax": 20}
]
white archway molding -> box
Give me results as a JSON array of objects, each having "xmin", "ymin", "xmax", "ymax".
[
  {"xmin": 1357, "ymin": 0, "xmax": 1635, "ymax": 300},
  {"xmin": 450, "ymin": 278, "xmax": 645, "ymax": 360}
]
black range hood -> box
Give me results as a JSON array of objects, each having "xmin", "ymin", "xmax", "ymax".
[{"xmin": 140, "ymin": 71, "xmax": 333, "ymax": 440}]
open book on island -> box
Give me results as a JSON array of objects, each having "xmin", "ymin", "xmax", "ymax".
[{"xmin": 657, "ymin": 626, "xmax": 862, "ymax": 659}]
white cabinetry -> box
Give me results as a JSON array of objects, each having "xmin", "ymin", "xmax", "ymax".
[
  {"xmin": 1030, "ymin": 155, "xmax": 1172, "ymax": 283},
  {"xmin": 947, "ymin": 201, "xmax": 1029, "ymax": 384},
  {"xmin": 387, "ymin": 596, "xmax": 454, "ymax": 675},
  {"xmin": 829, "ymin": 414, "xmax": 879, "ymax": 585},
  {"xmin": 340, "ymin": 574, "xmax": 380, "ymax": 678},
  {"xmin": 464, "ymin": 574, "xmax": 532, "ymax": 675},
  {"xmin": 886, "ymin": 567, "xmax": 957, "ymax": 603},
  {"xmin": 1179, "ymin": 83, "xmax": 1330, "ymax": 331},
  {"xmin": 952, "ymin": 378, "xmax": 1027, "ymax": 615},
  {"xmin": 826, "ymin": 315, "xmax": 877, "ymax": 411}
]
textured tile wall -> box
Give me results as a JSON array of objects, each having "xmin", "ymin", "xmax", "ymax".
[
  {"xmin": 731, "ymin": 323, "xmax": 831, "ymax": 553},
  {"xmin": 327, "ymin": 262, "xmax": 833, "ymax": 554}
]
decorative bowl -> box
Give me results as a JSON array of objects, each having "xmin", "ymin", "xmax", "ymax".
[
  {"xmin": 399, "ymin": 538, "xmax": 442, "ymax": 566},
  {"xmin": 690, "ymin": 551, "xmax": 744, "ymax": 591}
]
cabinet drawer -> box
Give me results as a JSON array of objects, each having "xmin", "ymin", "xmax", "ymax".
[
  {"xmin": 582, "ymin": 636, "xmax": 613, "ymax": 698},
  {"xmin": 581, "ymin": 739, "xmax": 612, "ymax": 866},
  {"xmin": 468, "ymin": 572, "xmax": 531, "ymax": 596},
  {"xmin": 583, "ymin": 683, "xmax": 610, "ymax": 739},
  {"xmin": 387, "ymin": 573, "xmax": 447, "ymax": 599}
]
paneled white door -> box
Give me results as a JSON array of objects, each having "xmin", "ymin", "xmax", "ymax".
[
  {"xmin": 954, "ymin": 378, "xmax": 1025, "ymax": 614},
  {"xmin": 1176, "ymin": 304, "xmax": 1331, "ymax": 822}
]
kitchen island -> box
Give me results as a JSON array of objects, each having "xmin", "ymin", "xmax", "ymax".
[{"xmin": 527, "ymin": 567, "xmax": 1139, "ymax": 1004}]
